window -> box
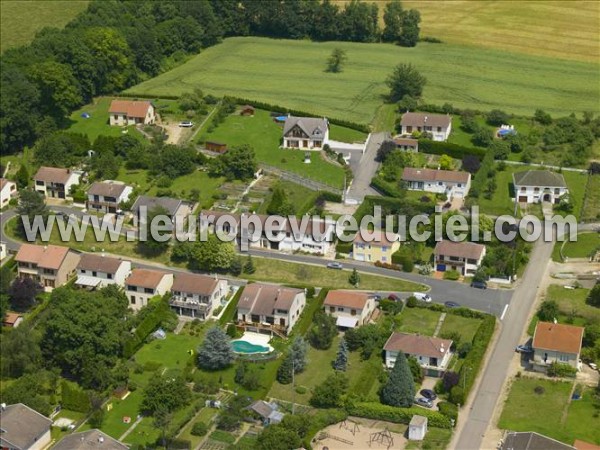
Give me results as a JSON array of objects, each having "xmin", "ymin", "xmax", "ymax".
[
  {"xmin": 130, "ymin": 296, "xmax": 136, "ymax": 304},
  {"xmin": 382, "ymin": 246, "xmax": 388, "ymax": 252},
  {"xmin": 107, "ymin": 273, "xmax": 113, "ymax": 279},
  {"xmin": 92, "ymin": 271, "xmax": 97, "ymax": 277},
  {"xmin": 457, "ymin": 184, "xmax": 462, "ymax": 188},
  {"xmin": 438, "ymin": 182, "xmax": 443, "ymax": 186},
  {"xmin": 521, "ymin": 187, "xmax": 526, "ymax": 192},
  {"xmin": 351, "ymin": 309, "xmax": 357, "ymax": 316},
  {"xmin": 559, "ymin": 354, "xmax": 569, "ymax": 362},
  {"xmin": 534, "ymin": 187, "xmax": 540, "ymax": 193},
  {"xmin": 330, "ymin": 306, "xmax": 335, "ymax": 313},
  {"xmin": 554, "ymin": 188, "xmax": 560, "ymax": 194},
  {"xmin": 144, "ymin": 288, "xmax": 154, "ymax": 294},
  {"xmin": 337, "ymin": 307, "xmax": 344, "ymax": 312},
  {"xmin": 114, "ymin": 115, "xmax": 118, "ymax": 120},
  {"xmin": 437, "ymin": 126, "xmax": 442, "ymax": 132}
]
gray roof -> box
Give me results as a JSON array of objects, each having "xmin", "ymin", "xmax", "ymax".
[
  {"xmin": 283, "ymin": 116, "xmax": 328, "ymax": 139},
  {"xmin": 88, "ymin": 181, "xmax": 128, "ymax": 198},
  {"xmin": 400, "ymin": 112, "xmax": 451, "ymax": 129},
  {"xmin": 131, "ymin": 195, "xmax": 183, "ymax": 216},
  {"xmin": 248, "ymin": 400, "xmax": 279, "ymax": 420},
  {"xmin": 501, "ymin": 432, "xmax": 575, "ymax": 450},
  {"xmin": 53, "ymin": 429, "xmax": 129, "ymax": 450},
  {"xmin": 513, "ymin": 170, "xmax": 567, "ymax": 188},
  {"xmin": 238, "ymin": 283, "xmax": 303, "ymax": 316},
  {"xmin": 0, "ymin": 403, "xmax": 52, "ymax": 450}
]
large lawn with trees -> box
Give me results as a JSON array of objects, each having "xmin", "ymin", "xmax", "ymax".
[{"xmin": 127, "ymin": 37, "xmax": 599, "ymax": 122}]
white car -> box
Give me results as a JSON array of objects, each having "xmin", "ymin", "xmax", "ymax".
[
  {"xmin": 413, "ymin": 292, "xmax": 432, "ymax": 302},
  {"xmin": 178, "ymin": 121, "xmax": 194, "ymax": 128}
]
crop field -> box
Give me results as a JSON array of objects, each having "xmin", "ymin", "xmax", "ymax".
[
  {"xmin": 127, "ymin": 37, "xmax": 599, "ymax": 124},
  {"xmin": 1, "ymin": 1, "xmax": 89, "ymax": 52}
]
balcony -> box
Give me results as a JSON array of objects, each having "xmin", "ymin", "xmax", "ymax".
[{"xmin": 169, "ymin": 298, "xmax": 211, "ymax": 312}]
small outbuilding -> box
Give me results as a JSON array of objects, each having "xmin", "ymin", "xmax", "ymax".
[
  {"xmin": 205, "ymin": 141, "xmax": 228, "ymax": 153},
  {"xmin": 240, "ymin": 105, "xmax": 255, "ymax": 116},
  {"xmin": 408, "ymin": 415, "xmax": 428, "ymax": 441}
]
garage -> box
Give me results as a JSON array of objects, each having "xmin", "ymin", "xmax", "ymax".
[
  {"xmin": 436, "ymin": 264, "xmax": 446, "ymax": 271},
  {"xmin": 518, "ymin": 196, "xmax": 528, "ymax": 202}
]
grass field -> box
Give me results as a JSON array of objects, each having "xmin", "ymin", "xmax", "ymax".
[
  {"xmin": 395, "ymin": 308, "xmax": 441, "ymax": 336},
  {"xmin": 68, "ymin": 98, "xmax": 145, "ymax": 141},
  {"xmin": 582, "ymin": 175, "xmax": 600, "ymax": 223},
  {"xmin": 545, "ymin": 285, "xmax": 598, "ymax": 324},
  {"xmin": 439, "ymin": 314, "xmax": 483, "ymax": 344},
  {"xmin": 0, "ymin": 0, "xmax": 89, "ymax": 52},
  {"xmin": 127, "ymin": 37, "xmax": 599, "ymax": 123},
  {"xmin": 244, "ymin": 257, "xmax": 426, "ymax": 292},
  {"xmin": 198, "ymin": 108, "xmax": 346, "ymax": 186},
  {"xmin": 499, "ymin": 377, "xmax": 600, "ymax": 445},
  {"xmin": 554, "ymin": 232, "xmax": 600, "ymax": 261}
]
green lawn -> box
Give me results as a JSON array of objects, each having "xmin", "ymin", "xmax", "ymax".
[
  {"xmin": 439, "ymin": 314, "xmax": 483, "ymax": 344},
  {"xmin": 256, "ymin": 180, "xmax": 319, "ymax": 215},
  {"xmin": 0, "ymin": 0, "xmax": 89, "ymax": 52},
  {"xmin": 146, "ymin": 170, "xmax": 226, "ymax": 210},
  {"xmin": 134, "ymin": 334, "xmax": 200, "ymax": 371},
  {"xmin": 67, "ymin": 98, "xmax": 144, "ymax": 141},
  {"xmin": 562, "ymin": 171, "xmax": 589, "ymax": 221},
  {"xmin": 371, "ymin": 103, "xmax": 397, "ymax": 132},
  {"xmin": 197, "ymin": 108, "xmax": 345, "ymax": 187},
  {"xmin": 329, "ymin": 124, "xmax": 367, "ymax": 143},
  {"xmin": 582, "ymin": 175, "xmax": 600, "ymax": 223},
  {"xmin": 499, "ymin": 378, "xmax": 600, "ymax": 445},
  {"xmin": 395, "ymin": 308, "xmax": 441, "ymax": 336},
  {"xmin": 122, "ymin": 416, "xmax": 160, "ymax": 447},
  {"xmin": 554, "ymin": 232, "xmax": 600, "ymax": 261},
  {"xmin": 545, "ymin": 285, "xmax": 598, "ymax": 325},
  {"xmin": 244, "ymin": 257, "xmax": 427, "ymax": 292},
  {"xmin": 127, "ymin": 37, "xmax": 599, "ymax": 121}
]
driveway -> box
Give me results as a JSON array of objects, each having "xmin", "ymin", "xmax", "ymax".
[{"xmin": 345, "ymin": 131, "xmax": 389, "ymax": 202}]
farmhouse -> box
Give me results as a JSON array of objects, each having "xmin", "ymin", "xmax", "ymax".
[
  {"xmin": 125, "ymin": 269, "xmax": 173, "ymax": 311},
  {"xmin": 352, "ymin": 230, "xmax": 401, "ymax": 263},
  {"xmin": 108, "ymin": 99, "xmax": 155, "ymax": 126},
  {"xmin": 132, "ymin": 195, "xmax": 193, "ymax": 223},
  {"xmin": 282, "ymin": 116, "xmax": 329, "ymax": 150},
  {"xmin": 323, "ymin": 290, "xmax": 376, "ymax": 328},
  {"xmin": 236, "ymin": 283, "xmax": 306, "ymax": 335},
  {"xmin": 170, "ymin": 273, "xmax": 228, "ymax": 320},
  {"xmin": 383, "ymin": 332, "xmax": 453, "ymax": 377},
  {"xmin": 513, "ymin": 170, "xmax": 568, "ymax": 204},
  {"xmin": 15, "ymin": 243, "xmax": 80, "ymax": 291},
  {"xmin": 0, "ymin": 403, "xmax": 52, "ymax": 450},
  {"xmin": 87, "ymin": 180, "xmax": 133, "ymax": 213},
  {"xmin": 402, "ymin": 167, "xmax": 471, "ymax": 198},
  {"xmin": 531, "ymin": 321, "xmax": 584, "ymax": 372},
  {"xmin": 399, "ymin": 112, "xmax": 452, "ymax": 141},
  {"xmin": 75, "ymin": 254, "xmax": 132, "ymax": 289},
  {"xmin": 33, "ymin": 166, "xmax": 81, "ymax": 200},
  {"xmin": 434, "ymin": 240, "xmax": 486, "ymax": 276},
  {"xmin": 393, "ymin": 137, "xmax": 419, "ymax": 152},
  {"xmin": 53, "ymin": 430, "xmax": 129, "ymax": 450},
  {"xmin": 0, "ymin": 178, "xmax": 17, "ymax": 208}
]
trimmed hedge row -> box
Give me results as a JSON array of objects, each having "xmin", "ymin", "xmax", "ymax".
[
  {"xmin": 219, "ymin": 287, "xmax": 244, "ymax": 326},
  {"xmin": 418, "ymin": 139, "xmax": 487, "ymax": 160},
  {"xmin": 124, "ymin": 296, "xmax": 172, "ymax": 358},
  {"xmin": 119, "ymin": 93, "xmax": 179, "ymax": 101},
  {"xmin": 225, "ymin": 96, "xmax": 371, "ymax": 133},
  {"xmin": 370, "ymin": 176, "xmax": 402, "ymax": 198},
  {"xmin": 61, "ymin": 380, "xmax": 91, "ymax": 413},
  {"xmin": 347, "ymin": 402, "xmax": 452, "ymax": 428}
]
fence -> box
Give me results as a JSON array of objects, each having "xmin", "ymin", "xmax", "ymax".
[{"xmin": 258, "ymin": 163, "xmax": 343, "ymax": 196}]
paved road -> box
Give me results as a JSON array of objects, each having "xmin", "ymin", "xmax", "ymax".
[{"xmin": 346, "ymin": 131, "xmax": 389, "ymax": 202}]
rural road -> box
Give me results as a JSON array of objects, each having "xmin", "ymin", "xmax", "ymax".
[{"xmin": 346, "ymin": 131, "xmax": 389, "ymax": 202}]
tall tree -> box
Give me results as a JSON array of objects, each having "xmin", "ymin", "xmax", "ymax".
[
  {"xmin": 398, "ymin": 9, "xmax": 421, "ymax": 47},
  {"xmin": 8, "ymin": 277, "xmax": 42, "ymax": 311},
  {"xmin": 386, "ymin": 63, "xmax": 427, "ymax": 102},
  {"xmin": 382, "ymin": 0, "xmax": 403, "ymax": 43},
  {"xmin": 243, "ymin": 255, "xmax": 256, "ymax": 274},
  {"xmin": 189, "ymin": 234, "xmax": 236, "ymax": 272},
  {"xmin": 141, "ymin": 375, "xmax": 190, "ymax": 415},
  {"xmin": 326, "ymin": 48, "xmax": 347, "ymax": 73},
  {"xmin": 332, "ymin": 338, "xmax": 349, "ymax": 371},
  {"xmin": 308, "ymin": 310, "xmax": 337, "ymax": 350},
  {"xmin": 267, "ymin": 185, "xmax": 294, "ymax": 215},
  {"xmin": 348, "ymin": 268, "xmax": 360, "ymax": 287},
  {"xmin": 197, "ymin": 326, "xmax": 234, "ymax": 370},
  {"xmin": 0, "ymin": 326, "xmax": 42, "ymax": 378},
  {"xmin": 16, "ymin": 189, "xmax": 49, "ymax": 239},
  {"xmin": 310, "ymin": 372, "xmax": 348, "ymax": 407},
  {"xmin": 380, "ymin": 352, "xmax": 415, "ymax": 407},
  {"xmin": 289, "ymin": 336, "xmax": 308, "ymax": 373}
]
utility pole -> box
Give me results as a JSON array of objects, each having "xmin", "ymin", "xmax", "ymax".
[{"xmin": 292, "ymin": 358, "xmax": 295, "ymax": 415}]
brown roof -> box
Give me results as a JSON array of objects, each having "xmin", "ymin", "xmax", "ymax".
[
  {"xmin": 0, "ymin": 403, "xmax": 52, "ymax": 450},
  {"xmin": 172, "ymin": 273, "xmax": 219, "ymax": 296},
  {"xmin": 126, "ymin": 269, "xmax": 169, "ymax": 289},
  {"xmin": 574, "ymin": 440, "xmax": 600, "ymax": 450},
  {"xmin": 0, "ymin": 178, "xmax": 15, "ymax": 190},
  {"xmin": 15, "ymin": 244, "xmax": 70, "ymax": 269},
  {"xmin": 53, "ymin": 430, "xmax": 128, "ymax": 450},
  {"xmin": 88, "ymin": 181, "xmax": 128, "ymax": 198},
  {"xmin": 78, "ymin": 254, "xmax": 126, "ymax": 273},
  {"xmin": 400, "ymin": 112, "xmax": 452, "ymax": 129},
  {"xmin": 393, "ymin": 137, "xmax": 419, "ymax": 147},
  {"xmin": 33, "ymin": 166, "xmax": 73, "ymax": 184},
  {"xmin": 238, "ymin": 283, "xmax": 303, "ymax": 315},
  {"xmin": 532, "ymin": 322, "xmax": 584, "ymax": 354},
  {"xmin": 109, "ymin": 99, "xmax": 152, "ymax": 118},
  {"xmin": 384, "ymin": 332, "xmax": 453, "ymax": 359},
  {"xmin": 402, "ymin": 167, "xmax": 470, "ymax": 184},
  {"xmin": 434, "ymin": 240, "xmax": 486, "ymax": 260},
  {"xmin": 3, "ymin": 312, "xmax": 22, "ymax": 326},
  {"xmin": 354, "ymin": 230, "xmax": 401, "ymax": 247},
  {"xmin": 324, "ymin": 290, "xmax": 370, "ymax": 310}
]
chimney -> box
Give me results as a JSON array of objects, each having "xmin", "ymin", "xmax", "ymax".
[
  {"xmin": 1, "ymin": 403, "xmax": 6, "ymax": 410},
  {"xmin": 98, "ymin": 436, "xmax": 104, "ymax": 443},
  {"xmin": 424, "ymin": 116, "xmax": 428, "ymax": 123}
]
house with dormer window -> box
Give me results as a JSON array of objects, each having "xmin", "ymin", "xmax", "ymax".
[{"xmin": 282, "ymin": 116, "xmax": 329, "ymax": 150}]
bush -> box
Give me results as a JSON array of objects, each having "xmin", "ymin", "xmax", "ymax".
[
  {"xmin": 406, "ymin": 296, "xmax": 418, "ymax": 308},
  {"xmin": 437, "ymin": 401, "xmax": 458, "ymax": 424},
  {"xmin": 347, "ymin": 402, "xmax": 452, "ymax": 428},
  {"xmin": 443, "ymin": 270, "xmax": 460, "ymax": 281},
  {"xmin": 191, "ymin": 422, "xmax": 208, "ymax": 437},
  {"xmin": 534, "ymin": 385, "xmax": 545, "ymax": 395},
  {"xmin": 417, "ymin": 139, "xmax": 486, "ymax": 160},
  {"xmin": 547, "ymin": 362, "xmax": 577, "ymax": 378},
  {"xmin": 448, "ymin": 386, "xmax": 465, "ymax": 404},
  {"xmin": 295, "ymin": 386, "xmax": 307, "ymax": 395},
  {"xmin": 61, "ymin": 381, "xmax": 90, "ymax": 413}
]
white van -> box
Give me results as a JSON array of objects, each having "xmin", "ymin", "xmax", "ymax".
[{"xmin": 413, "ymin": 292, "xmax": 432, "ymax": 303}]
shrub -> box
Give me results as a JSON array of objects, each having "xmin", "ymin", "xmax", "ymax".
[
  {"xmin": 449, "ymin": 386, "xmax": 465, "ymax": 404},
  {"xmin": 347, "ymin": 402, "xmax": 452, "ymax": 428},
  {"xmin": 437, "ymin": 401, "xmax": 458, "ymax": 424},
  {"xmin": 295, "ymin": 386, "xmax": 307, "ymax": 395},
  {"xmin": 191, "ymin": 422, "xmax": 208, "ymax": 437},
  {"xmin": 417, "ymin": 139, "xmax": 486, "ymax": 160},
  {"xmin": 406, "ymin": 296, "xmax": 418, "ymax": 308},
  {"xmin": 443, "ymin": 270, "xmax": 460, "ymax": 281},
  {"xmin": 61, "ymin": 381, "xmax": 91, "ymax": 413},
  {"xmin": 547, "ymin": 362, "xmax": 577, "ymax": 378},
  {"xmin": 534, "ymin": 385, "xmax": 545, "ymax": 395}
]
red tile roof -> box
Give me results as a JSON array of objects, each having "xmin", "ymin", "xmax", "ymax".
[
  {"xmin": 384, "ymin": 332, "xmax": 453, "ymax": 359},
  {"xmin": 109, "ymin": 100, "xmax": 152, "ymax": 119},
  {"xmin": 354, "ymin": 230, "xmax": 400, "ymax": 247},
  {"xmin": 532, "ymin": 322, "xmax": 584, "ymax": 354},
  {"xmin": 125, "ymin": 269, "xmax": 169, "ymax": 289},
  {"xmin": 172, "ymin": 273, "xmax": 219, "ymax": 296},
  {"xmin": 33, "ymin": 167, "xmax": 73, "ymax": 184},
  {"xmin": 324, "ymin": 290, "xmax": 370, "ymax": 310},
  {"xmin": 15, "ymin": 244, "xmax": 70, "ymax": 270},
  {"xmin": 78, "ymin": 254, "xmax": 126, "ymax": 273},
  {"xmin": 3, "ymin": 312, "xmax": 22, "ymax": 326}
]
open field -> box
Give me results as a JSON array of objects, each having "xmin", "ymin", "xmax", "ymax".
[
  {"xmin": 545, "ymin": 285, "xmax": 598, "ymax": 324},
  {"xmin": 499, "ymin": 377, "xmax": 600, "ymax": 445},
  {"xmin": 0, "ymin": 0, "xmax": 89, "ymax": 52},
  {"xmin": 127, "ymin": 37, "xmax": 599, "ymax": 123}
]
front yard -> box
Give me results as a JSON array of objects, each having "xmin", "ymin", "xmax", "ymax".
[{"xmin": 395, "ymin": 307, "xmax": 442, "ymax": 336}]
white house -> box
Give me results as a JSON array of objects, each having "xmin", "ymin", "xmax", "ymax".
[
  {"xmin": 399, "ymin": 112, "xmax": 452, "ymax": 141},
  {"xmin": 402, "ymin": 167, "xmax": 471, "ymax": 198},
  {"xmin": 237, "ymin": 283, "xmax": 306, "ymax": 335},
  {"xmin": 75, "ymin": 254, "xmax": 132, "ymax": 289},
  {"xmin": 125, "ymin": 269, "xmax": 173, "ymax": 311},
  {"xmin": 531, "ymin": 322, "xmax": 584, "ymax": 373},
  {"xmin": 282, "ymin": 116, "xmax": 329, "ymax": 150},
  {"xmin": 33, "ymin": 167, "xmax": 81, "ymax": 200},
  {"xmin": 383, "ymin": 332, "xmax": 453, "ymax": 377},
  {"xmin": 109, "ymin": 100, "xmax": 155, "ymax": 126},
  {"xmin": 434, "ymin": 240, "xmax": 486, "ymax": 276},
  {"xmin": 0, "ymin": 403, "xmax": 52, "ymax": 450},
  {"xmin": 87, "ymin": 181, "xmax": 133, "ymax": 213},
  {"xmin": 408, "ymin": 415, "xmax": 428, "ymax": 441},
  {"xmin": 513, "ymin": 170, "xmax": 569, "ymax": 204},
  {"xmin": 0, "ymin": 178, "xmax": 17, "ymax": 208},
  {"xmin": 323, "ymin": 290, "xmax": 376, "ymax": 329},
  {"xmin": 170, "ymin": 273, "xmax": 228, "ymax": 320}
]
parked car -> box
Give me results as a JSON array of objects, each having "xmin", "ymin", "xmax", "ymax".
[
  {"xmin": 372, "ymin": 293, "xmax": 382, "ymax": 301},
  {"xmin": 178, "ymin": 121, "xmax": 194, "ymax": 127},
  {"xmin": 326, "ymin": 262, "xmax": 343, "ymax": 270},
  {"xmin": 388, "ymin": 293, "xmax": 401, "ymax": 302},
  {"xmin": 413, "ymin": 292, "xmax": 432, "ymax": 302},
  {"xmin": 444, "ymin": 301, "xmax": 460, "ymax": 308},
  {"xmin": 515, "ymin": 344, "xmax": 533, "ymax": 353},
  {"xmin": 588, "ymin": 362, "xmax": 598, "ymax": 371},
  {"xmin": 420, "ymin": 389, "xmax": 437, "ymax": 401},
  {"xmin": 414, "ymin": 397, "xmax": 433, "ymax": 408},
  {"xmin": 470, "ymin": 280, "xmax": 488, "ymax": 290}
]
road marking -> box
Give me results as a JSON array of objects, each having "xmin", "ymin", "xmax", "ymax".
[{"xmin": 500, "ymin": 304, "xmax": 509, "ymax": 321}]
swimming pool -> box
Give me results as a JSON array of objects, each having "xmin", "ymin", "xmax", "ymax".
[{"xmin": 231, "ymin": 339, "xmax": 272, "ymax": 354}]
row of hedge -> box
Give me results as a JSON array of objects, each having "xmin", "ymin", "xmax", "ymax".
[
  {"xmin": 347, "ymin": 402, "xmax": 452, "ymax": 428},
  {"xmin": 226, "ymin": 96, "xmax": 371, "ymax": 133},
  {"xmin": 123, "ymin": 296, "xmax": 172, "ymax": 358},
  {"xmin": 218, "ymin": 286, "xmax": 244, "ymax": 326},
  {"xmin": 291, "ymin": 288, "xmax": 329, "ymax": 337},
  {"xmin": 370, "ymin": 176, "xmax": 403, "ymax": 198},
  {"xmin": 418, "ymin": 139, "xmax": 487, "ymax": 160},
  {"xmin": 61, "ymin": 380, "xmax": 91, "ymax": 412}
]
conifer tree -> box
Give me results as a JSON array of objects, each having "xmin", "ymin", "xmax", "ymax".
[
  {"xmin": 197, "ymin": 326, "xmax": 234, "ymax": 370},
  {"xmin": 380, "ymin": 352, "xmax": 416, "ymax": 407}
]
